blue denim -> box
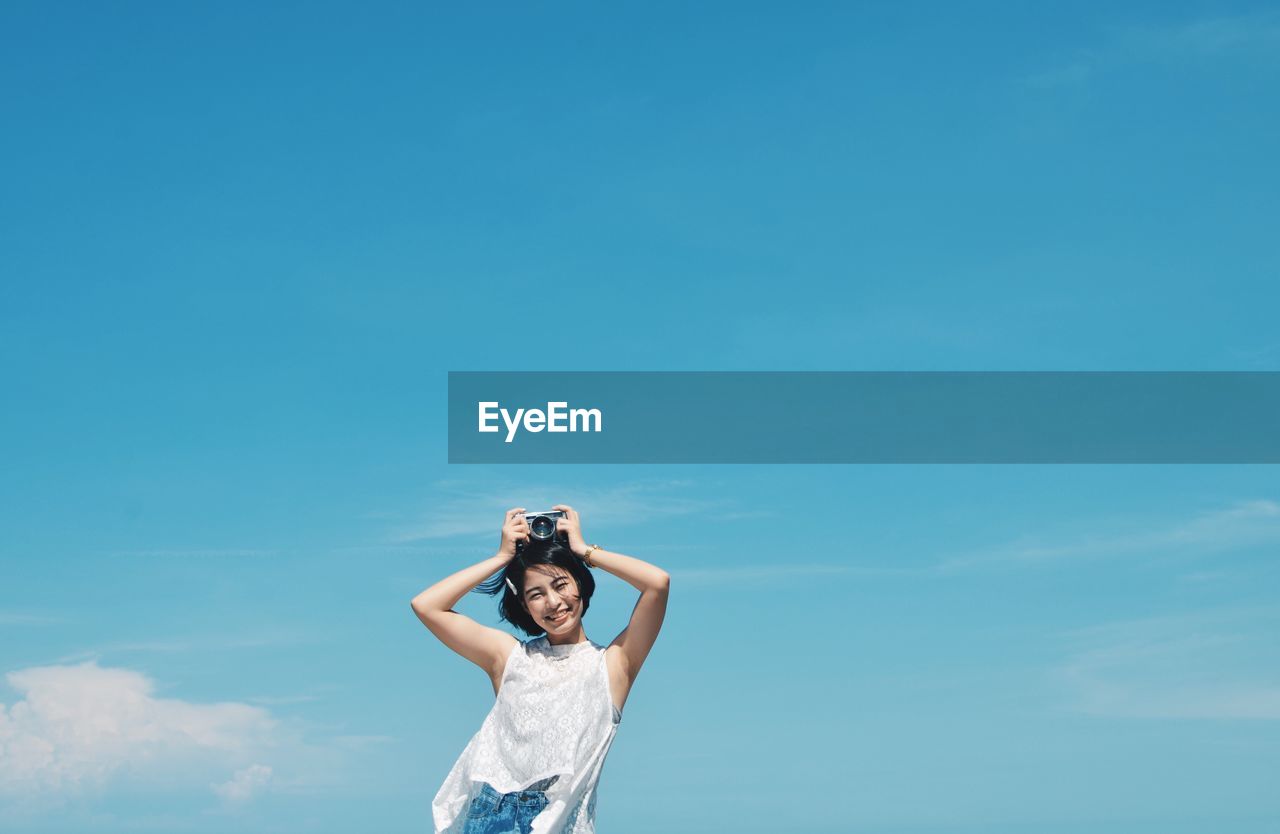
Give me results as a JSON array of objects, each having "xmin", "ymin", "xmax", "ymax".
[{"xmin": 462, "ymin": 777, "xmax": 557, "ymax": 834}]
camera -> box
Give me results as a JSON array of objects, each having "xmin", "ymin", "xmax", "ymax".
[{"xmin": 520, "ymin": 510, "xmax": 566, "ymax": 549}]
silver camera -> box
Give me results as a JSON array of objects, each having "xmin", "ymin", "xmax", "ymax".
[{"xmin": 521, "ymin": 510, "xmax": 566, "ymax": 548}]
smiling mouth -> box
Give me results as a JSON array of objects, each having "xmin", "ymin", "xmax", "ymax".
[{"xmin": 548, "ymin": 610, "xmax": 569, "ymax": 623}]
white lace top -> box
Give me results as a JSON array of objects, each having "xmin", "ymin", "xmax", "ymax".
[{"xmin": 432, "ymin": 636, "xmax": 623, "ymax": 833}]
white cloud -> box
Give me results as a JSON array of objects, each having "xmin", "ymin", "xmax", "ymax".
[
  {"xmin": 212, "ymin": 763, "xmax": 272, "ymax": 804},
  {"xmin": 0, "ymin": 661, "xmax": 277, "ymax": 797}
]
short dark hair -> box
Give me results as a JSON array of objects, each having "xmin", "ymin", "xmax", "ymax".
[{"xmin": 477, "ymin": 540, "xmax": 596, "ymax": 637}]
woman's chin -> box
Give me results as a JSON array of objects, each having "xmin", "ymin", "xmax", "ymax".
[{"xmin": 544, "ymin": 614, "xmax": 577, "ymax": 634}]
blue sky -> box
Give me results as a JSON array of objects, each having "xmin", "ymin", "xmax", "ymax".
[{"xmin": 2, "ymin": 2, "xmax": 1279, "ymax": 832}]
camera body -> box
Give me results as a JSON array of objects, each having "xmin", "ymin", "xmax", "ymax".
[{"xmin": 519, "ymin": 510, "xmax": 566, "ymax": 550}]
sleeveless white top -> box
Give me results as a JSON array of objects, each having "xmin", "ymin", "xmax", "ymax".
[{"xmin": 432, "ymin": 636, "xmax": 623, "ymax": 834}]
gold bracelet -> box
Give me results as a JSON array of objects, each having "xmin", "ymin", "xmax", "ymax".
[{"xmin": 582, "ymin": 544, "xmax": 601, "ymax": 567}]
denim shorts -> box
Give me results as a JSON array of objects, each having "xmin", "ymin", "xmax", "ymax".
[{"xmin": 462, "ymin": 776, "xmax": 558, "ymax": 834}]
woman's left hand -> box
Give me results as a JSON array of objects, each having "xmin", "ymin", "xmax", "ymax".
[{"xmin": 553, "ymin": 504, "xmax": 589, "ymax": 557}]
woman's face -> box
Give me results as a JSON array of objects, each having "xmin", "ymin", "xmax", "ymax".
[{"xmin": 521, "ymin": 565, "xmax": 583, "ymax": 636}]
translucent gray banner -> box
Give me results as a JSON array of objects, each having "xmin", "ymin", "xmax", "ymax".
[{"xmin": 447, "ymin": 372, "xmax": 1280, "ymax": 463}]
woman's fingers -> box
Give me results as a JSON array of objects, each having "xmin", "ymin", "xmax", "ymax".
[{"xmin": 502, "ymin": 509, "xmax": 530, "ymax": 549}]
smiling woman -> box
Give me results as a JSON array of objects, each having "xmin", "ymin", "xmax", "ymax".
[{"xmin": 410, "ymin": 505, "xmax": 670, "ymax": 834}]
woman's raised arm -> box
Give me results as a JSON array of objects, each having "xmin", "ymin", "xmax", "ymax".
[
  {"xmin": 410, "ymin": 509, "xmax": 526, "ymax": 691},
  {"xmin": 553, "ymin": 505, "xmax": 670, "ymax": 689}
]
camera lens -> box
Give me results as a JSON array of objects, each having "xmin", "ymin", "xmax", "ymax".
[{"xmin": 529, "ymin": 515, "xmax": 555, "ymax": 540}]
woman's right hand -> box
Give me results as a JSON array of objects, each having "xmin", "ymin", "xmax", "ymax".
[{"xmin": 498, "ymin": 507, "xmax": 529, "ymax": 559}]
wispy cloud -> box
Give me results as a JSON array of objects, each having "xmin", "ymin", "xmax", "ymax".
[
  {"xmin": 1025, "ymin": 11, "xmax": 1280, "ymax": 88},
  {"xmin": 104, "ymin": 548, "xmax": 279, "ymax": 559},
  {"xmin": 211, "ymin": 763, "xmax": 273, "ymax": 805},
  {"xmin": 588, "ymin": 497, "xmax": 1279, "ymax": 584},
  {"xmin": 1050, "ymin": 605, "xmax": 1280, "ymax": 719},
  {"xmin": 671, "ymin": 563, "xmax": 913, "ymax": 588},
  {"xmin": 386, "ymin": 477, "xmax": 728, "ymax": 543},
  {"xmin": 38, "ymin": 629, "xmax": 317, "ymax": 667},
  {"xmin": 1227, "ymin": 341, "xmax": 1280, "ymax": 370},
  {"xmin": 245, "ymin": 694, "xmax": 322, "ymax": 706},
  {"xmin": 330, "ymin": 734, "xmax": 395, "ymax": 749},
  {"xmin": 0, "ymin": 611, "xmax": 67, "ymax": 627},
  {"xmin": 935, "ymin": 499, "xmax": 1280, "ymax": 573}
]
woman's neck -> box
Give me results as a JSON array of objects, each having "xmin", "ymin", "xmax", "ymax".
[{"xmin": 545, "ymin": 625, "xmax": 588, "ymax": 646}]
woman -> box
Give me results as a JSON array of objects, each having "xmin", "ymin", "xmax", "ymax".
[{"xmin": 412, "ymin": 504, "xmax": 670, "ymax": 834}]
